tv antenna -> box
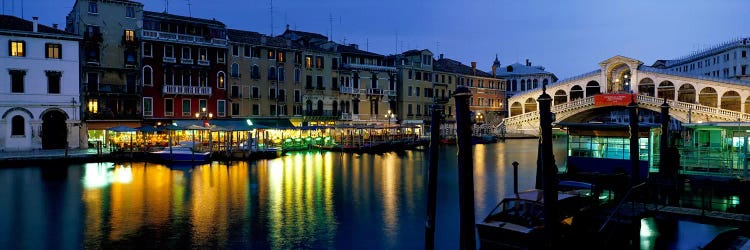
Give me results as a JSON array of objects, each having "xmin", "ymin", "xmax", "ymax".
[
  {"xmin": 186, "ymin": 0, "xmax": 192, "ymax": 17},
  {"xmin": 164, "ymin": 0, "xmax": 169, "ymax": 13},
  {"xmin": 269, "ymin": 0, "xmax": 274, "ymax": 36}
]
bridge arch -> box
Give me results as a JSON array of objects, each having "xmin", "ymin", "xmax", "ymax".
[
  {"xmin": 524, "ymin": 98, "xmax": 537, "ymax": 113},
  {"xmin": 554, "ymin": 90, "xmax": 567, "ymax": 105},
  {"xmin": 721, "ymin": 91, "xmax": 741, "ymax": 112},
  {"xmin": 510, "ymin": 102, "xmax": 523, "ymax": 116},
  {"xmin": 746, "ymin": 96, "xmax": 750, "ymax": 114},
  {"xmin": 570, "ymin": 85, "xmax": 584, "ymax": 100},
  {"xmin": 699, "ymin": 87, "xmax": 718, "ymax": 107},
  {"xmin": 606, "ymin": 62, "xmax": 632, "ymax": 93},
  {"xmin": 638, "ymin": 78, "xmax": 655, "ymax": 97},
  {"xmin": 586, "ymin": 81, "xmax": 601, "ymax": 97},
  {"xmin": 677, "ymin": 83, "xmax": 696, "ymax": 103},
  {"xmin": 658, "ymin": 80, "xmax": 675, "ymax": 100}
]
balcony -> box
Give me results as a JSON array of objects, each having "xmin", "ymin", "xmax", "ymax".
[
  {"xmin": 340, "ymin": 113, "xmax": 360, "ymax": 121},
  {"xmin": 181, "ymin": 58, "xmax": 194, "ymax": 65},
  {"xmin": 342, "ymin": 63, "xmax": 397, "ymax": 73},
  {"xmin": 367, "ymin": 88, "xmax": 383, "ymax": 95},
  {"xmin": 383, "ymin": 90, "xmax": 396, "ymax": 97},
  {"xmin": 434, "ymin": 96, "xmax": 451, "ymax": 104},
  {"xmin": 163, "ymin": 57, "xmax": 176, "ymax": 63},
  {"xmin": 85, "ymin": 111, "xmax": 142, "ymax": 120},
  {"xmin": 142, "ymin": 30, "xmax": 227, "ymax": 47},
  {"xmin": 162, "ymin": 85, "xmax": 212, "ymax": 96},
  {"xmin": 197, "ymin": 60, "xmax": 210, "ymax": 66}
]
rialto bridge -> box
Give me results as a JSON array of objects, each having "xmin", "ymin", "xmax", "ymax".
[{"xmin": 502, "ymin": 56, "xmax": 750, "ymax": 135}]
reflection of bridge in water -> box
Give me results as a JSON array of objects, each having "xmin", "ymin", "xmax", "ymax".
[{"xmin": 503, "ymin": 55, "xmax": 750, "ymax": 135}]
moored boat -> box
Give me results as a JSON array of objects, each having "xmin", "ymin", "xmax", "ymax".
[{"xmin": 148, "ymin": 146, "xmax": 210, "ymax": 162}]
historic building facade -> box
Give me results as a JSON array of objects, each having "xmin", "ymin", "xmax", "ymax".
[
  {"xmin": 388, "ymin": 49, "xmax": 441, "ymax": 125},
  {"xmin": 140, "ymin": 11, "xmax": 228, "ymax": 125},
  {"xmin": 65, "ymin": 0, "xmax": 143, "ymax": 145},
  {"xmin": 435, "ymin": 56, "xmax": 506, "ymax": 125},
  {"xmin": 653, "ymin": 38, "xmax": 750, "ymax": 81},
  {"xmin": 0, "ymin": 15, "xmax": 82, "ymax": 151}
]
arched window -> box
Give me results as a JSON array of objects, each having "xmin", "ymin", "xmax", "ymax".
[
  {"xmin": 317, "ymin": 100, "xmax": 324, "ymax": 115},
  {"xmin": 217, "ymin": 71, "xmax": 225, "ymax": 89},
  {"xmin": 231, "ymin": 63, "xmax": 239, "ymax": 77},
  {"xmin": 142, "ymin": 65, "xmax": 153, "ymax": 86},
  {"xmin": 294, "ymin": 67, "xmax": 300, "ymax": 82},
  {"xmin": 11, "ymin": 115, "xmax": 24, "ymax": 136},
  {"xmin": 251, "ymin": 65, "xmax": 260, "ymax": 79},
  {"xmin": 278, "ymin": 67, "xmax": 285, "ymax": 82},
  {"xmin": 268, "ymin": 67, "xmax": 277, "ymax": 80},
  {"xmin": 306, "ymin": 100, "xmax": 313, "ymax": 115}
]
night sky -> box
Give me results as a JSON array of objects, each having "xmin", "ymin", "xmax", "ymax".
[{"xmin": 8, "ymin": 0, "xmax": 750, "ymax": 79}]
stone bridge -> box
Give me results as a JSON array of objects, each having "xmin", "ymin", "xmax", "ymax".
[{"xmin": 502, "ymin": 56, "xmax": 750, "ymax": 135}]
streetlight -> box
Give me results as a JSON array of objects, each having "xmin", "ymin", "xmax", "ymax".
[
  {"xmin": 475, "ymin": 112, "xmax": 484, "ymax": 124},
  {"xmin": 196, "ymin": 107, "xmax": 213, "ymax": 127},
  {"xmin": 385, "ymin": 110, "xmax": 396, "ymax": 140}
]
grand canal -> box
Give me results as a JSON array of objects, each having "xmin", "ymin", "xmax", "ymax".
[{"xmin": 0, "ymin": 138, "xmax": 734, "ymax": 249}]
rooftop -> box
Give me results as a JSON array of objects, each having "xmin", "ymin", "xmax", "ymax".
[
  {"xmin": 144, "ymin": 11, "xmax": 225, "ymax": 27},
  {"xmin": 0, "ymin": 15, "xmax": 72, "ymax": 36},
  {"xmin": 653, "ymin": 37, "xmax": 750, "ymax": 68},
  {"xmin": 495, "ymin": 62, "xmax": 557, "ymax": 79},
  {"xmin": 228, "ymin": 29, "xmax": 297, "ymax": 48},
  {"xmin": 434, "ymin": 58, "xmax": 493, "ymax": 78}
]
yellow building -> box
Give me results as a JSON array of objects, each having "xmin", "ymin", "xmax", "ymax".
[{"xmin": 434, "ymin": 56, "xmax": 506, "ymax": 126}]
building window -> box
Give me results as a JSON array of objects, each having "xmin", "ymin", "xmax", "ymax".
[
  {"xmin": 416, "ymin": 87, "xmax": 420, "ymax": 96},
  {"xmin": 232, "ymin": 45, "xmax": 239, "ymax": 56},
  {"xmin": 181, "ymin": 70, "xmax": 191, "ymax": 86},
  {"xmin": 252, "ymin": 104, "xmax": 260, "ymax": 115},
  {"xmin": 743, "ymin": 51, "xmax": 747, "ymax": 58},
  {"xmin": 199, "ymin": 99, "xmax": 208, "ymax": 112},
  {"xmin": 182, "ymin": 99, "xmax": 191, "ymax": 116},
  {"xmin": 294, "ymin": 67, "xmax": 300, "ymax": 82},
  {"xmin": 164, "ymin": 45, "xmax": 174, "ymax": 58},
  {"xmin": 231, "ymin": 63, "xmax": 240, "ymax": 77},
  {"xmin": 244, "ymin": 45, "xmax": 251, "ymax": 57},
  {"xmin": 278, "ymin": 67, "xmax": 285, "ymax": 82},
  {"xmin": 408, "ymin": 104, "xmax": 413, "ymax": 115},
  {"xmin": 9, "ymin": 70, "xmax": 25, "ymax": 93},
  {"xmin": 143, "ymin": 97, "xmax": 153, "ymax": 116},
  {"xmin": 251, "ymin": 47, "xmax": 261, "ymax": 58},
  {"xmin": 9, "ymin": 41, "xmax": 25, "ymax": 57},
  {"xmin": 217, "ymin": 72, "xmax": 225, "ymax": 89},
  {"xmin": 126, "ymin": 6, "xmax": 135, "ymax": 18},
  {"xmin": 88, "ymin": 2, "xmax": 98, "ymax": 14},
  {"xmin": 277, "ymin": 51, "xmax": 285, "ymax": 62},
  {"xmin": 124, "ymin": 30, "xmax": 135, "ymax": 42},
  {"xmin": 315, "ymin": 56, "xmax": 324, "ymax": 69},
  {"xmin": 252, "ymin": 87, "xmax": 260, "ymax": 98},
  {"xmin": 268, "ymin": 67, "xmax": 277, "ymax": 80},
  {"xmin": 295, "ymin": 52, "xmax": 302, "ymax": 64},
  {"xmin": 251, "ymin": 65, "xmax": 260, "ymax": 79},
  {"xmin": 199, "ymin": 48, "xmax": 207, "ymax": 61},
  {"xmin": 217, "ymin": 50, "xmax": 226, "ymax": 63},
  {"xmin": 231, "ymin": 103, "xmax": 240, "ymax": 116},
  {"xmin": 294, "ymin": 89, "xmax": 301, "ymax": 103},
  {"xmin": 269, "ymin": 88, "xmax": 276, "ymax": 100},
  {"xmin": 316, "ymin": 76, "xmax": 323, "ymax": 89},
  {"xmin": 305, "ymin": 55, "xmax": 313, "ymax": 69},
  {"xmin": 217, "ymin": 100, "xmax": 226, "ymax": 117},
  {"xmin": 11, "ymin": 116, "xmax": 24, "ymax": 136},
  {"xmin": 182, "ymin": 47, "xmax": 191, "ymax": 59},
  {"xmin": 46, "ymin": 71, "xmax": 61, "ymax": 94},
  {"xmin": 231, "ymin": 85, "xmax": 240, "ymax": 98},
  {"xmin": 164, "ymin": 98, "xmax": 174, "ymax": 116},
  {"xmin": 143, "ymin": 42, "xmax": 152, "ymax": 57},
  {"xmin": 87, "ymin": 99, "xmax": 98, "ymax": 113},
  {"xmin": 45, "ymin": 43, "xmax": 62, "ymax": 59},
  {"xmin": 267, "ymin": 49, "xmax": 276, "ymax": 60}
]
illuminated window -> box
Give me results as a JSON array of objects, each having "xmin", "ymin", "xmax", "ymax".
[
  {"xmin": 88, "ymin": 99, "xmax": 99, "ymax": 113},
  {"xmin": 267, "ymin": 49, "xmax": 275, "ymax": 60},
  {"xmin": 315, "ymin": 56, "xmax": 324, "ymax": 69},
  {"xmin": 124, "ymin": 30, "xmax": 135, "ymax": 42},
  {"xmin": 277, "ymin": 51, "xmax": 285, "ymax": 62},
  {"xmin": 45, "ymin": 43, "xmax": 62, "ymax": 59},
  {"xmin": 199, "ymin": 48, "xmax": 207, "ymax": 61},
  {"xmin": 305, "ymin": 55, "xmax": 313, "ymax": 69},
  {"xmin": 10, "ymin": 41, "xmax": 25, "ymax": 57},
  {"xmin": 217, "ymin": 72, "xmax": 225, "ymax": 89}
]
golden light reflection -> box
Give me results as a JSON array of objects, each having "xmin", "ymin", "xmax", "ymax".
[{"xmin": 474, "ymin": 144, "xmax": 486, "ymax": 207}]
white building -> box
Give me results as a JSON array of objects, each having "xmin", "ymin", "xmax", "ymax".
[
  {"xmin": 0, "ymin": 15, "xmax": 82, "ymax": 151},
  {"xmin": 653, "ymin": 38, "xmax": 750, "ymax": 81}
]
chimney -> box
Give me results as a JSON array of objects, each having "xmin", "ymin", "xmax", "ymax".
[
  {"xmin": 439, "ymin": 54, "xmax": 444, "ymax": 60},
  {"xmin": 32, "ymin": 17, "xmax": 39, "ymax": 32},
  {"xmin": 260, "ymin": 36, "xmax": 267, "ymax": 45},
  {"xmin": 349, "ymin": 43, "xmax": 359, "ymax": 50},
  {"xmin": 471, "ymin": 62, "xmax": 477, "ymax": 75},
  {"xmin": 492, "ymin": 64, "xmax": 497, "ymax": 77},
  {"xmin": 52, "ymin": 24, "xmax": 58, "ymax": 30},
  {"xmin": 525, "ymin": 59, "xmax": 531, "ymax": 66}
]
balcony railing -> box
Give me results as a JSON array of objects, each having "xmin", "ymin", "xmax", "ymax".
[
  {"xmin": 181, "ymin": 58, "xmax": 194, "ymax": 64},
  {"xmin": 142, "ymin": 30, "xmax": 228, "ymax": 47},
  {"xmin": 163, "ymin": 57, "xmax": 176, "ymax": 63},
  {"xmin": 367, "ymin": 88, "xmax": 383, "ymax": 95},
  {"xmin": 162, "ymin": 85, "xmax": 212, "ymax": 96},
  {"xmin": 197, "ymin": 60, "xmax": 210, "ymax": 66},
  {"xmin": 94, "ymin": 83, "xmax": 141, "ymax": 94}
]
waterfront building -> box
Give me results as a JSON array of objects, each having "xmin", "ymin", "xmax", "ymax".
[
  {"xmin": 0, "ymin": 15, "xmax": 82, "ymax": 151},
  {"xmin": 493, "ymin": 57, "xmax": 557, "ymax": 114},
  {"xmin": 387, "ymin": 49, "xmax": 444, "ymax": 126},
  {"xmin": 140, "ymin": 11, "xmax": 228, "ymax": 125},
  {"xmin": 653, "ymin": 38, "xmax": 750, "ymax": 81},
  {"xmin": 65, "ymin": 0, "xmax": 143, "ymax": 146},
  {"xmin": 435, "ymin": 56, "xmax": 506, "ymax": 126},
  {"xmin": 227, "ymin": 29, "xmax": 301, "ymax": 123}
]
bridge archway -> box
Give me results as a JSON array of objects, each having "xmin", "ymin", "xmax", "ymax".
[
  {"xmin": 746, "ymin": 97, "xmax": 750, "ymax": 114},
  {"xmin": 699, "ymin": 87, "xmax": 718, "ymax": 107},
  {"xmin": 638, "ymin": 78, "xmax": 655, "ymax": 97},
  {"xmin": 658, "ymin": 81, "xmax": 675, "ymax": 100},
  {"xmin": 570, "ymin": 85, "xmax": 584, "ymax": 100},
  {"xmin": 721, "ymin": 91, "xmax": 741, "ymax": 112},
  {"xmin": 510, "ymin": 102, "xmax": 523, "ymax": 116},
  {"xmin": 524, "ymin": 98, "xmax": 537, "ymax": 113},
  {"xmin": 606, "ymin": 62, "xmax": 631, "ymax": 93},
  {"xmin": 678, "ymin": 84, "xmax": 696, "ymax": 103},
  {"xmin": 586, "ymin": 81, "xmax": 600, "ymax": 97},
  {"xmin": 554, "ymin": 90, "xmax": 567, "ymax": 105}
]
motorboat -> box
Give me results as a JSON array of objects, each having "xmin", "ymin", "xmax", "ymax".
[
  {"xmin": 149, "ymin": 146, "xmax": 210, "ymax": 162},
  {"xmin": 476, "ymin": 181, "xmax": 603, "ymax": 249}
]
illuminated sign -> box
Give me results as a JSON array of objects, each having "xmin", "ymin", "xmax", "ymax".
[{"xmin": 594, "ymin": 94, "xmax": 636, "ymax": 106}]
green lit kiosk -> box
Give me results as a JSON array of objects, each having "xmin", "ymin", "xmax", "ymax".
[
  {"xmin": 557, "ymin": 122, "xmax": 660, "ymax": 180},
  {"xmin": 679, "ymin": 122, "xmax": 750, "ymax": 178}
]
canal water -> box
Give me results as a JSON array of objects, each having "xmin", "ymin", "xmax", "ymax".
[{"xmin": 0, "ymin": 138, "xmax": 733, "ymax": 249}]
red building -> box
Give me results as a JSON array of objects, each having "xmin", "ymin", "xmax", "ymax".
[{"xmin": 140, "ymin": 11, "xmax": 228, "ymax": 125}]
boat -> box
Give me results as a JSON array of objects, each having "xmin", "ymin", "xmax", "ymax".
[
  {"xmin": 476, "ymin": 181, "xmax": 602, "ymax": 249},
  {"xmin": 148, "ymin": 146, "xmax": 210, "ymax": 162}
]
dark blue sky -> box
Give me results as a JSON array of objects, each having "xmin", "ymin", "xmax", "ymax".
[{"xmin": 9, "ymin": 0, "xmax": 750, "ymax": 79}]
